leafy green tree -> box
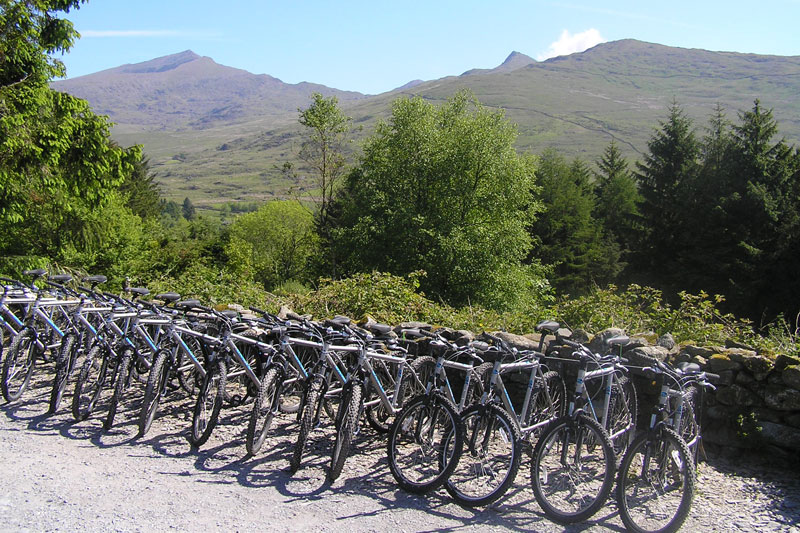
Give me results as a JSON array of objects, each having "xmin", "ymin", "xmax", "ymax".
[
  {"xmin": 0, "ymin": 0, "xmax": 83, "ymax": 88},
  {"xmin": 225, "ymin": 201, "xmax": 319, "ymax": 290},
  {"xmin": 593, "ymin": 141, "xmax": 641, "ymax": 260},
  {"xmin": 531, "ymin": 150, "xmax": 621, "ymax": 295},
  {"xmin": 332, "ymin": 91, "xmax": 547, "ymax": 310},
  {"xmin": 290, "ymin": 92, "xmax": 353, "ymax": 277}
]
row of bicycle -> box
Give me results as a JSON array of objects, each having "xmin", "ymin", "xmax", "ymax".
[{"xmin": 0, "ymin": 269, "xmax": 717, "ymax": 533}]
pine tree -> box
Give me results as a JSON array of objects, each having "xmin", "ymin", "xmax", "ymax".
[
  {"xmin": 594, "ymin": 141, "xmax": 641, "ymax": 262},
  {"xmin": 634, "ymin": 102, "xmax": 699, "ymax": 289}
]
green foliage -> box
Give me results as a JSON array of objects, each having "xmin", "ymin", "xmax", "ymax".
[
  {"xmin": 531, "ymin": 150, "xmax": 621, "ymax": 295},
  {"xmin": 224, "ymin": 200, "xmax": 319, "ymax": 290},
  {"xmin": 0, "ymin": 0, "xmax": 83, "ymax": 87},
  {"xmin": 145, "ymin": 261, "xmax": 268, "ymax": 308},
  {"xmin": 332, "ymin": 90, "xmax": 547, "ymax": 310},
  {"xmin": 181, "ymin": 197, "xmax": 197, "ymax": 221},
  {"xmin": 120, "ymin": 155, "xmax": 161, "ymax": 219},
  {"xmin": 554, "ymin": 284, "xmax": 756, "ymax": 346},
  {"xmin": 593, "ymin": 141, "xmax": 641, "ymax": 258}
]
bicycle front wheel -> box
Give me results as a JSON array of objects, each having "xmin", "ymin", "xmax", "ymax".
[
  {"xmin": 531, "ymin": 414, "xmax": 616, "ymax": 524},
  {"xmin": 290, "ymin": 375, "xmax": 325, "ymax": 473},
  {"xmin": 138, "ymin": 349, "xmax": 171, "ymax": 437},
  {"xmin": 189, "ymin": 359, "xmax": 226, "ymax": 447},
  {"xmin": 104, "ymin": 348, "xmax": 133, "ymax": 430},
  {"xmin": 72, "ymin": 344, "xmax": 111, "ymax": 421},
  {"xmin": 329, "ymin": 381, "xmax": 363, "ymax": 481},
  {"xmin": 387, "ymin": 393, "xmax": 463, "ymax": 494},
  {"xmin": 1, "ymin": 328, "xmax": 36, "ymax": 402},
  {"xmin": 246, "ymin": 365, "xmax": 282, "ymax": 455},
  {"xmin": 445, "ymin": 403, "xmax": 521, "ymax": 507},
  {"xmin": 616, "ymin": 425, "xmax": 696, "ymax": 533}
]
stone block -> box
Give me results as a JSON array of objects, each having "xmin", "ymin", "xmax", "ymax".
[
  {"xmin": 707, "ymin": 354, "xmax": 743, "ymax": 372},
  {"xmin": 782, "ymin": 365, "xmax": 800, "ymax": 390},
  {"xmin": 740, "ymin": 353, "xmax": 773, "ymax": 379},
  {"xmin": 764, "ymin": 386, "xmax": 800, "ymax": 411},
  {"xmin": 716, "ymin": 384, "xmax": 758, "ymax": 407},
  {"xmin": 774, "ymin": 353, "xmax": 800, "ymax": 372},
  {"xmin": 759, "ymin": 421, "xmax": 800, "ymax": 452}
]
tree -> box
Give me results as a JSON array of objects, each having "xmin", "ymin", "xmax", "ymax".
[
  {"xmin": 225, "ymin": 201, "xmax": 319, "ymax": 289},
  {"xmin": 593, "ymin": 141, "xmax": 641, "ymax": 260},
  {"xmin": 532, "ymin": 150, "xmax": 621, "ymax": 295},
  {"xmin": 182, "ymin": 197, "xmax": 197, "ymax": 221},
  {"xmin": 120, "ymin": 155, "xmax": 161, "ymax": 219},
  {"xmin": 331, "ymin": 91, "xmax": 546, "ymax": 310},
  {"xmin": 0, "ymin": 0, "xmax": 83, "ymax": 88},
  {"xmin": 292, "ymin": 92, "xmax": 353, "ymax": 277},
  {"xmin": 634, "ymin": 102, "xmax": 700, "ymax": 288},
  {"xmin": 715, "ymin": 101, "xmax": 800, "ymax": 317}
]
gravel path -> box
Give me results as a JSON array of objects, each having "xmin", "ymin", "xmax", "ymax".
[{"xmin": 1, "ymin": 374, "xmax": 798, "ymax": 532}]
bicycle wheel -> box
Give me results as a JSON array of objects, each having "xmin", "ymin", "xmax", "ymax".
[
  {"xmin": 246, "ymin": 366, "xmax": 282, "ymax": 455},
  {"xmin": 1, "ymin": 328, "xmax": 36, "ymax": 402},
  {"xmin": 49, "ymin": 333, "xmax": 79, "ymax": 413},
  {"xmin": 104, "ymin": 348, "xmax": 133, "ymax": 430},
  {"xmin": 608, "ymin": 375, "xmax": 638, "ymax": 457},
  {"xmin": 176, "ymin": 337, "xmax": 204, "ymax": 396},
  {"xmin": 673, "ymin": 387, "xmax": 700, "ymax": 463},
  {"xmin": 616, "ymin": 426, "xmax": 696, "ymax": 533},
  {"xmin": 189, "ymin": 358, "xmax": 226, "ymax": 447},
  {"xmin": 290, "ymin": 375, "xmax": 325, "ymax": 473},
  {"xmin": 138, "ymin": 349, "xmax": 171, "ymax": 437},
  {"xmin": 524, "ymin": 370, "xmax": 567, "ymax": 443},
  {"xmin": 72, "ymin": 344, "xmax": 111, "ymax": 422},
  {"xmin": 444, "ymin": 403, "xmax": 522, "ymax": 507},
  {"xmin": 531, "ymin": 414, "xmax": 616, "ymax": 524},
  {"xmin": 329, "ymin": 381, "xmax": 363, "ymax": 481},
  {"xmin": 387, "ymin": 393, "xmax": 463, "ymax": 494}
]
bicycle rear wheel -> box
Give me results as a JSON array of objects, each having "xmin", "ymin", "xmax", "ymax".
[
  {"xmin": 387, "ymin": 393, "xmax": 463, "ymax": 494},
  {"xmin": 616, "ymin": 426, "xmax": 695, "ymax": 533},
  {"xmin": 49, "ymin": 333, "xmax": 78, "ymax": 413},
  {"xmin": 608, "ymin": 375, "xmax": 638, "ymax": 457},
  {"xmin": 444, "ymin": 403, "xmax": 521, "ymax": 507},
  {"xmin": 530, "ymin": 414, "xmax": 616, "ymax": 524}
]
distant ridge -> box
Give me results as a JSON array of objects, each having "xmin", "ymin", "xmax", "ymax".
[
  {"xmin": 462, "ymin": 51, "xmax": 536, "ymax": 76},
  {"xmin": 50, "ymin": 40, "xmax": 800, "ymax": 208},
  {"xmin": 52, "ymin": 50, "xmax": 366, "ymax": 128}
]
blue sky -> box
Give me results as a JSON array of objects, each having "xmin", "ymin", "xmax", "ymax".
[{"xmin": 59, "ymin": 0, "xmax": 800, "ymax": 94}]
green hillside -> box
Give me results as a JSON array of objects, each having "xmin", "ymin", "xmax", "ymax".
[{"xmin": 59, "ymin": 40, "xmax": 800, "ymax": 211}]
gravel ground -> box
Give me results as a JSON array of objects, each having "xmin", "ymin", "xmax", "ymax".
[{"xmin": 1, "ymin": 370, "xmax": 799, "ymax": 532}]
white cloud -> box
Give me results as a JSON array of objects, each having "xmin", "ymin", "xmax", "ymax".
[{"xmin": 537, "ymin": 29, "xmax": 606, "ymax": 61}]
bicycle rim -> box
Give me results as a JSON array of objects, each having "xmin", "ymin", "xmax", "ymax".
[
  {"xmin": 617, "ymin": 427, "xmax": 695, "ymax": 533},
  {"xmin": 445, "ymin": 404, "xmax": 521, "ymax": 507},
  {"xmin": 531, "ymin": 414, "xmax": 616, "ymax": 523}
]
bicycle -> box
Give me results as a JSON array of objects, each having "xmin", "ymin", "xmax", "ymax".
[
  {"xmin": 615, "ymin": 358, "xmax": 717, "ymax": 533},
  {"xmin": 443, "ymin": 328, "xmax": 567, "ymax": 507},
  {"xmin": 529, "ymin": 328, "xmax": 634, "ymax": 524}
]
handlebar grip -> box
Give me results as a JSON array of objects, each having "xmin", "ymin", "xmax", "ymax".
[
  {"xmin": 705, "ymin": 372, "xmax": 720, "ymax": 384},
  {"xmin": 249, "ymin": 306, "xmax": 267, "ymax": 315}
]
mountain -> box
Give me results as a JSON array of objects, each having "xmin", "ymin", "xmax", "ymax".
[
  {"xmin": 50, "ymin": 40, "xmax": 800, "ymax": 210},
  {"xmin": 52, "ymin": 50, "xmax": 366, "ymax": 130},
  {"xmin": 462, "ymin": 51, "xmax": 536, "ymax": 76}
]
